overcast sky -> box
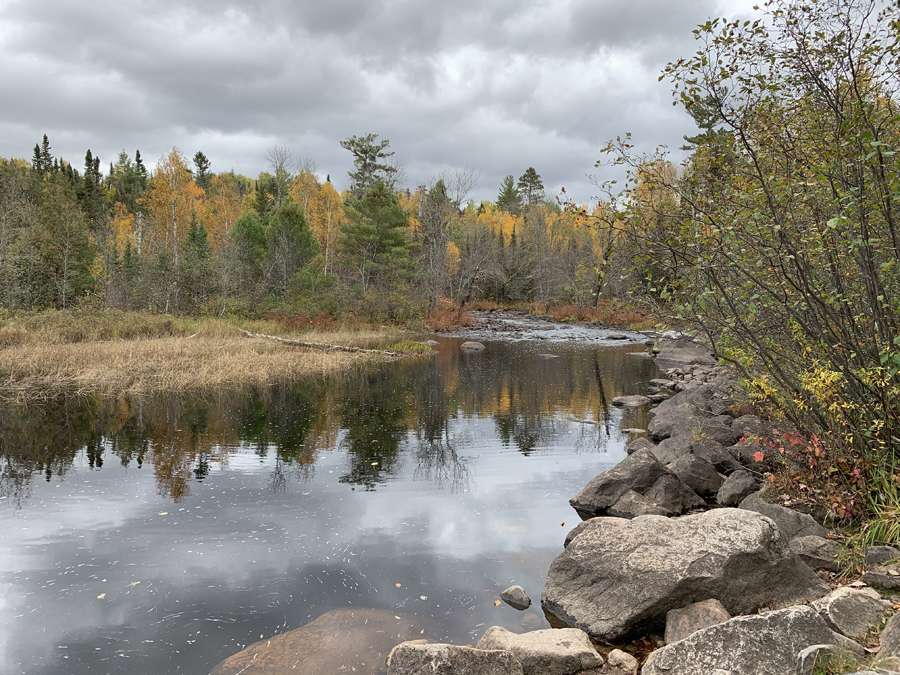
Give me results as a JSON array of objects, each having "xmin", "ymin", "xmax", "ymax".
[{"xmin": 0, "ymin": 0, "xmax": 756, "ymax": 203}]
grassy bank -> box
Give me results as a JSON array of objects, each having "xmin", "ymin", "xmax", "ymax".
[{"xmin": 0, "ymin": 309, "xmax": 424, "ymax": 402}]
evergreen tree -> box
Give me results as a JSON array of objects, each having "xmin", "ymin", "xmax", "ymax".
[
  {"xmin": 79, "ymin": 149, "xmax": 106, "ymax": 229},
  {"xmin": 193, "ymin": 151, "xmax": 211, "ymax": 191},
  {"xmin": 340, "ymin": 134, "xmax": 399, "ymax": 199},
  {"xmin": 31, "ymin": 135, "xmax": 53, "ymax": 175},
  {"xmin": 496, "ymin": 175, "xmax": 522, "ymax": 214},
  {"xmin": 516, "ymin": 168, "xmax": 545, "ymax": 206},
  {"xmin": 266, "ymin": 200, "xmax": 318, "ymax": 297}
]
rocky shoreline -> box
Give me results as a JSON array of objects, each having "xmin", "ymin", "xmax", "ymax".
[{"xmin": 212, "ymin": 328, "xmax": 900, "ymax": 675}]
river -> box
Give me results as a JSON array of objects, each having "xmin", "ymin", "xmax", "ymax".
[{"xmin": 0, "ymin": 337, "xmax": 658, "ymax": 674}]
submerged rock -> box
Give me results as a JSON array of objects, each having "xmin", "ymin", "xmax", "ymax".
[
  {"xmin": 611, "ymin": 395, "xmax": 651, "ymax": 407},
  {"xmin": 209, "ymin": 608, "xmax": 429, "ymax": 675},
  {"xmin": 541, "ymin": 509, "xmax": 829, "ymax": 642},
  {"xmin": 461, "ymin": 341, "xmax": 486, "ymax": 351}
]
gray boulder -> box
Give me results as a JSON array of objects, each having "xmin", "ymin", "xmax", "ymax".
[
  {"xmin": 569, "ymin": 449, "xmax": 701, "ymax": 520},
  {"xmin": 729, "ymin": 440, "xmax": 768, "ymax": 469},
  {"xmin": 739, "ymin": 492, "xmax": 828, "ymax": 540},
  {"xmin": 878, "ymin": 608, "xmax": 900, "ymax": 660},
  {"xmin": 797, "ymin": 644, "xmax": 869, "ymax": 675},
  {"xmin": 649, "ymin": 435, "xmax": 693, "ymax": 465},
  {"xmin": 664, "ymin": 599, "xmax": 731, "ymax": 645},
  {"xmin": 648, "ymin": 378, "xmax": 677, "ymax": 390},
  {"xmin": 611, "ymin": 395, "xmax": 651, "ymax": 407},
  {"xmin": 863, "ymin": 563, "xmax": 900, "ymax": 591},
  {"xmin": 607, "ymin": 490, "xmax": 669, "ymax": 519},
  {"xmin": 624, "ymin": 437, "xmax": 655, "ymax": 455},
  {"xmin": 650, "ymin": 385, "xmax": 717, "ymax": 417},
  {"xmin": 460, "ymin": 341, "xmax": 486, "ymax": 352},
  {"xmin": 641, "ymin": 606, "xmax": 861, "ymax": 675},
  {"xmin": 667, "ymin": 454, "xmax": 724, "ymax": 498},
  {"xmin": 866, "ymin": 546, "xmax": 900, "ymax": 567},
  {"xmin": 387, "ymin": 644, "xmax": 523, "ymax": 675},
  {"xmin": 716, "ymin": 470, "xmax": 759, "ymax": 506},
  {"xmin": 812, "ymin": 587, "xmax": 890, "ymax": 640},
  {"xmin": 605, "ymin": 650, "xmax": 637, "ymax": 675},
  {"xmin": 500, "ymin": 586, "xmax": 531, "ymax": 611},
  {"xmin": 791, "ymin": 536, "xmax": 841, "ymax": 573},
  {"xmin": 475, "ymin": 627, "xmax": 603, "ymax": 675},
  {"xmin": 691, "ymin": 439, "xmax": 743, "ymax": 474},
  {"xmin": 647, "ymin": 403, "xmax": 703, "ymax": 441},
  {"xmin": 541, "ymin": 509, "xmax": 829, "ymax": 642}
]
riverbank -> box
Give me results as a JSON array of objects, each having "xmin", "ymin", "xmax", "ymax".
[{"xmin": 0, "ymin": 309, "xmax": 424, "ymax": 402}]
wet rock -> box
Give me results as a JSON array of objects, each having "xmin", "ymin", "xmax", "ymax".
[
  {"xmin": 541, "ymin": 509, "xmax": 829, "ymax": 642},
  {"xmin": 667, "ymin": 454, "xmax": 724, "ymax": 498},
  {"xmin": 866, "ymin": 546, "xmax": 900, "ymax": 567},
  {"xmin": 863, "ymin": 563, "xmax": 900, "ymax": 591},
  {"xmin": 641, "ymin": 606, "xmax": 860, "ymax": 675},
  {"xmin": 605, "ymin": 650, "xmax": 638, "ymax": 675},
  {"xmin": 812, "ymin": 587, "xmax": 890, "ymax": 640},
  {"xmin": 624, "ymin": 437, "xmax": 655, "ymax": 455},
  {"xmin": 691, "ymin": 439, "xmax": 742, "ymax": 474},
  {"xmin": 791, "ymin": 536, "xmax": 841, "ymax": 573},
  {"xmin": 739, "ymin": 492, "xmax": 828, "ymax": 540},
  {"xmin": 610, "ymin": 395, "xmax": 651, "ymax": 407},
  {"xmin": 475, "ymin": 626, "xmax": 603, "ymax": 675},
  {"xmin": 210, "ymin": 608, "xmax": 429, "ymax": 675},
  {"xmin": 387, "ymin": 643, "xmax": 523, "ymax": 675},
  {"xmin": 500, "ymin": 586, "xmax": 532, "ymax": 610},
  {"xmin": 716, "ymin": 469, "xmax": 759, "ymax": 506},
  {"xmin": 664, "ymin": 599, "xmax": 731, "ymax": 645},
  {"xmin": 539, "ymin": 353, "xmax": 559, "ymax": 359},
  {"xmin": 461, "ymin": 341, "xmax": 486, "ymax": 351}
]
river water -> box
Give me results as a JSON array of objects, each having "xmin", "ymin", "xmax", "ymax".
[{"xmin": 0, "ymin": 337, "xmax": 659, "ymax": 675}]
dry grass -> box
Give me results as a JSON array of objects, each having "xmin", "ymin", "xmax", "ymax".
[
  {"xmin": 425, "ymin": 303, "xmax": 476, "ymax": 332},
  {"xmin": 532, "ymin": 301, "xmax": 659, "ymax": 330},
  {"xmin": 0, "ymin": 336, "xmax": 376, "ymax": 401},
  {"xmin": 0, "ymin": 309, "xmax": 416, "ymax": 402}
]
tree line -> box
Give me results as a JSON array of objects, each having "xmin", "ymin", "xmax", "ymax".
[{"xmin": 0, "ymin": 133, "xmax": 636, "ymax": 322}]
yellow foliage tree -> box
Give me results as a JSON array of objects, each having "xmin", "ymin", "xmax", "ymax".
[
  {"xmin": 141, "ymin": 148, "xmax": 204, "ymax": 263},
  {"xmin": 203, "ymin": 174, "xmax": 244, "ymax": 253},
  {"xmin": 306, "ymin": 181, "xmax": 344, "ymax": 274}
]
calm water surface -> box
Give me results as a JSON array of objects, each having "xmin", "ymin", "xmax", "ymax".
[{"xmin": 0, "ymin": 338, "xmax": 658, "ymax": 675}]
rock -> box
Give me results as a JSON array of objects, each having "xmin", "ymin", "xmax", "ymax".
[
  {"xmin": 607, "ymin": 333, "xmax": 628, "ymax": 340},
  {"xmin": 649, "ymin": 434, "xmax": 693, "ymax": 465},
  {"xmin": 664, "ymin": 599, "xmax": 731, "ymax": 644},
  {"xmin": 731, "ymin": 414, "xmax": 772, "ymax": 439},
  {"xmin": 643, "ymin": 474, "xmax": 705, "ymax": 515},
  {"xmin": 691, "ymin": 439, "xmax": 743, "ymax": 474},
  {"xmin": 425, "ymin": 340, "xmax": 440, "ymax": 346},
  {"xmin": 563, "ymin": 521, "xmax": 592, "ymax": 548},
  {"xmin": 739, "ymin": 492, "xmax": 828, "ymax": 540},
  {"xmin": 667, "ymin": 454, "xmax": 724, "ymax": 498},
  {"xmin": 812, "ymin": 587, "xmax": 890, "ymax": 640},
  {"xmin": 500, "ymin": 586, "xmax": 532, "ymax": 610},
  {"xmin": 611, "ymin": 395, "xmax": 651, "ymax": 407},
  {"xmin": 647, "ymin": 403, "xmax": 704, "ymax": 441},
  {"xmin": 791, "ymin": 536, "xmax": 842, "ymax": 572},
  {"xmin": 539, "ymin": 353, "xmax": 559, "ymax": 359},
  {"xmin": 881, "ymin": 612, "xmax": 900, "ymax": 661},
  {"xmin": 866, "ymin": 546, "xmax": 900, "ymax": 567},
  {"xmin": 650, "ymin": 385, "xmax": 715, "ymax": 417},
  {"xmin": 541, "ymin": 509, "xmax": 829, "ymax": 642},
  {"xmin": 607, "ymin": 490, "xmax": 670, "ymax": 519},
  {"xmin": 648, "ymin": 378, "xmax": 677, "ymax": 390},
  {"xmin": 716, "ymin": 470, "xmax": 759, "ymax": 506},
  {"xmin": 387, "ymin": 643, "xmax": 523, "ymax": 675},
  {"xmin": 647, "ymin": 393, "xmax": 670, "ymax": 402},
  {"xmin": 863, "ymin": 563, "xmax": 900, "ymax": 590},
  {"xmin": 461, "ymin": 341, "xmax": 486, "ymax": 351},
  {"xmin": 694, "ymin": 415, "xmax": 744, "ymax": 447},
  {"xmin": 620, "ymin": 428, "xmax": 647, "ymax": 434},
  {"xmin": 655, "ymin": 345, "xmax": 716, "ymax": 366},
  {"xmin": 624, "ymin": 437, "xmax": 655, "ymax": 455},
  {"xmin": 605, "ymin": 649, "xmax": 638, "ymax": 675},
  {"xmin": 729, "ymin": 440, "xmax": 768, "ymax": 469},
  {"xmin": 641, "ymin": 606, "xmax": 861, "ymax": 675},
  {"xmin": 568, "ymin": 449, "xmax": 670, "ymax": 519},
  {"xmin": 475, "ymin": 626, "xmax": 603, "ymax": 675},
  {"xmin": 210, "ymin": 608, "xmax": 429, "ymax": 675},
  {"xmin": 797, "ymin": 644, "xmax": 868, "ymax": 675}
]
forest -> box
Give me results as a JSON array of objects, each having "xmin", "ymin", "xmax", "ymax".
[{"xmin": 0, "ymin": 132, "xmax": 638, "ymax": 327}]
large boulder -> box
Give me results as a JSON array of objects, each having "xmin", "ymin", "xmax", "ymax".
[
  {"xmin": 812, "ymin": 587, "xmax": 890, "ymax": 641},
  {"xmin": 647, "ymin": 403, "xmax": 704, "ymax": 441},
  {"xmin": 387, "ymin": 643, "xmax": 523, "ymax": 675},
  {"xmin": 641, "ymin": 605, "xmax": 861, "ymax": 675},
  {"xmin": 716, "ymin": 470, "xmax": 759, "ymax": 506},
  {"xmin": 648, "ymin": 435, "xmax": 693, "ymax": 465},
  {"xmin": 739, "ymin": 492, "xmax": 828, "ymax": 540},
  {"xmin": 569, "ymin": 449, "xmax": 702, "ymax": 520},
  {"xmin": 475, "ymin": 627, "xmax": 603, "ymax": 675},
  {"xmin": 541, "ymin": 509, "xmax": 829, "ymax": 642},
  {"xmin": 667, "ymin": 454, "xmax": 724, "ymax": 498},
  {"xmin": 210, "ymin": 609, "xmax": 429, "ymax": 675}
]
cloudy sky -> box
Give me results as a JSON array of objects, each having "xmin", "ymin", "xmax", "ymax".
[{"xmin": 0, "ymin": 0, "xmax": 756, "ymax": 202}]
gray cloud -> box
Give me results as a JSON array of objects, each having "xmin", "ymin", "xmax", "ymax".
[{"xmin": 0, "ymin": 0, "xmax": 758, "ymax": 201}]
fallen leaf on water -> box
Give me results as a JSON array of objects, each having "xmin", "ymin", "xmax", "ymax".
[
  {"xmin": 158, "ymin": 512, "xmax": 168, "ymax": 516},
  {"xmin": 494, "ymin": 600, "xmax": 501, "ymax": 606},
  {"xmin": 371, "ymin": 462, "xmax": 378, "ymax": 466},
  {"xmin": 560, "ymin": 522, "xmax": 565, "ymax": 527},
  {"xmin": 128, "ymin": 581, "xmax": 141, "ymax": 587},
  {"xmin": 420, "ymin": 596, "xmax": 427, "ymax": 600},
  {"xmin": 97, "ymin": 593, "xmax": 106, "ymax": 599},
  {"xmin": 394, "ymin": 616, "xmax": 401, "ymax": 620},
  {"xmin": 395, "ymin": 583, "xmax": 402, "ymax": 588}
]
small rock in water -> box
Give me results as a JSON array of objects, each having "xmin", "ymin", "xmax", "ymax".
[
  {"xmin": 620, "ymin": 428, "xmax": 647, "ymax": 434},
  {"xmin": 500, "ymin": 585, "xmax": 532, "ymax": 610},
  {"xmin": 610, "ymin": 395, "xmax": 652, "ymax": 407},
  {"xmin": 425, "ymin": 340, "xmax": 439, "ymax": 346},
  {"xmin": 607, "ymin": 333, "xmax": 628, "ymax": 340},
  {"xmin": 538, "ymin": 354, "xmax": 559, "ymax": 359},
  {"xmin": 460, "ymin": 341, "xmax": 486, "ymax": 352}
]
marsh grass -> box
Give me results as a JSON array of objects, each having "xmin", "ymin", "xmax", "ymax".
[{"xmin": 0, "ymin": 309, "xmax": 416, "ymax": 401}]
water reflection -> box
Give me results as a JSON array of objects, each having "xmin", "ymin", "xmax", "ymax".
[{"xmin": 0, "ymin": 338, "xmax": 658, "ymax": 675}]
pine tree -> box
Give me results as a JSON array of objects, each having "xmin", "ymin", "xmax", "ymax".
[
  {"xmin": 340, "ymin": 134, "xmax": 399, "ymax": 199},
  {"xmin": 517, "ymin": 168, "xmax": 544, "ymax": 206},
  {"xmin": 193, "ymin": 151, "xmax": 211, "ymax": 191},
  {"xmin": 496, "ymin": 175, "xmax": 522, "ymax": 214}
]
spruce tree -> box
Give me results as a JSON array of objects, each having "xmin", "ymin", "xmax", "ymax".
[
  {"xmin": 516, "ymin": 168, "xmax": 545, "ymax": 206},
  {"xmin": 496, "ymin": 175, "xmax": 522, "ymax": 214},
  {"xmin": 193, "ymin": 151, "xmax": 211, "ymax": 191}
]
